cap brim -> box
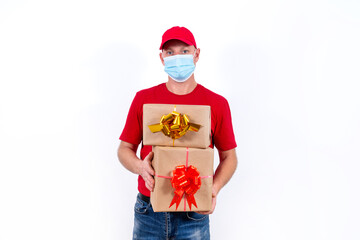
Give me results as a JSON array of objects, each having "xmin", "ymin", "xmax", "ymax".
[{"xmin": 159, "ymin": 37, "xmax": 195, "ymax": 50}]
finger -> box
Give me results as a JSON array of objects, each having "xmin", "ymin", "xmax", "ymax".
[
  {"xmin": 145, "ymin": 181, "xmax": 153, "ymax": 192},
  {"xmin": 147, "ymin": 175, "xmax": 155, "ymax": 186},
  {"xmin": 143, "ymin": 155, "xmax": 155, "ymax": 176},
  {"xmin": 144, "ymin": 152, "xmax": 154, "ymax": 162},
  {"xmin": 143, "ymin": 163, "xmax": 154, "ymax": 176},
  {"xmin": 213, "ymin": 196, "xmax": 217, "ymax": 206},
  {"xmin": 143, "ymin": 173, "xmax": 154, "ymax": 186},
  {"xmin": 146, "ymin": 178, "xmax": 154, "ymax": 191},
  {"xmin": 146, "ymin": 165, "xmax": 155, "ymax": 176}
]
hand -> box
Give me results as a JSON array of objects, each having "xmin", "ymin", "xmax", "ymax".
[
  {"xmin": 196, "ymin": 186, "xmax": 218, "ymax": 215},
  {"xmin": 139, "ymin": 152, "xmax": 155, "ymax": 191}
]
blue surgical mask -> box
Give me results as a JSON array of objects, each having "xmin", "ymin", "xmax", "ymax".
[{"xmin": 163, "ymin": 52, "xmax": 196, "ymax": 82}]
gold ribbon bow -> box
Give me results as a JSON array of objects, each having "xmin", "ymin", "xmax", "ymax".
[{"xmin": 148, "ymin": 107, "xmax": 201, "ymax": 142}]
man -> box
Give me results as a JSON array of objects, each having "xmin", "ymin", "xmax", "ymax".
[{"xmin": 117, "ymin": 26, "xmax": 237, "ymax": 240}]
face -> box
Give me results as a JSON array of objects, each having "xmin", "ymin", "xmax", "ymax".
[{"xmin": 159, "ymin": 39, "xmax": 200, "ymax": 66}]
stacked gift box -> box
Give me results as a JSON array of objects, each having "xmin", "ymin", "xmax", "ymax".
[{"xmin": 143, "ymin": 104, "xmax": 214, "ymax": 212}]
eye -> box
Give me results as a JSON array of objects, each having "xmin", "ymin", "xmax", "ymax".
[
  {"xmin": 166, "ymin": 51, "xmax": 173, "ymax": 55},
  {"xmin": 182, "ymin": 50, "xmax": 189, "ymax": 54}
]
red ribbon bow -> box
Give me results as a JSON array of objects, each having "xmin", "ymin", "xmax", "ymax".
[{"xmin": 169, "ymin": 165, "xmax": 201, "ymax": 210}]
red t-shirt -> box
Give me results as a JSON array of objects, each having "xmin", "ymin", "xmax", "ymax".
[{"xmin": 119, "ymin": 83, "xmax": 237, "ymax": 196}]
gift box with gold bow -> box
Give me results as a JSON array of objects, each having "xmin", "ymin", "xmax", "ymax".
[
  {"xmin": 143, "ymin": 104, "xmax": 211, "ymax": 149},
  {"xmin": 150, "ymin": 146, "xmax": 214, "ymax": 212}
]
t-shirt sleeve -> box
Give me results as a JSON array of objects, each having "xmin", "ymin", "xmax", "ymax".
[
  {"xmin": 213, "ymin": 98, "xmax": 237, "ymax": 151},
  {"xmin": 119, "ymin": 92, "xmax": 143, "ymax": 145}
]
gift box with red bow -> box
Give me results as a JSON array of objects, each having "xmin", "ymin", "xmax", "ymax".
[
  {"xmin": 143, "ymin": 104, "xmax": 211, "ymax": 149},
  {"xmin": 150, "ymin": 146, "xmax": 214, "ymax": 212}
]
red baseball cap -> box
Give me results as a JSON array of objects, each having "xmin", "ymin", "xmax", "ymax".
[{"xmin": 159, "ymin": 26, "xmax": 197, "ymax": 50}]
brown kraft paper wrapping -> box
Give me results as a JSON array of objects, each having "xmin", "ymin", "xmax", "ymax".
[
  {"xmin": 143, "ymin": 104, "xmax": 211, "ymax": 149},
  {"xmin": 150, "ymin": 146, "xmax": 214, "ymax": 212}
]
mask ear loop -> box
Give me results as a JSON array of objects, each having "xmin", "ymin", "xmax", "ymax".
[{"xmin": 191, "ymin": 48, "xmax": 197, "ymax": 66}]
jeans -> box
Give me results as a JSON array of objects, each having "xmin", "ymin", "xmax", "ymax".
[{"xmin": 133, "ymin": 193, "xmax": 210, "ymax": 240}]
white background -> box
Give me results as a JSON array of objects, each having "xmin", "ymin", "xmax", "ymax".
[{"xmin": 1, "ymin": 0, "xmax": 359, "ymax": 239}]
